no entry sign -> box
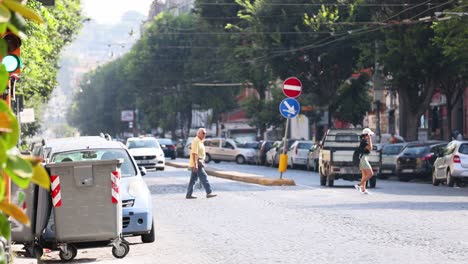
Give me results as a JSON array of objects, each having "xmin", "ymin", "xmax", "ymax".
[{"xmin": 282, "ymin": 77, "xmax": 302, "ymax": 98}]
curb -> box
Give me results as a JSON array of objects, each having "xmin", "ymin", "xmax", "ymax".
[{"xmin": 166, "ymin": 161, "xmax": 295, "ymax": 186}]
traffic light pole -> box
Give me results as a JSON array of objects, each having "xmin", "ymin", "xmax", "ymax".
[{"xmin": 2, "ymin": 79, "xmax": 13, "ymax": 203}]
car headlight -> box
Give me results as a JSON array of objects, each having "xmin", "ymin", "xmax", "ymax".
[{"xmin": 128, "ymin": 181, "xmax": 145, "ymax": 198}]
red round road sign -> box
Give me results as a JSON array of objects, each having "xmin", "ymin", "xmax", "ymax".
[{"xmin": 282, "ymin": 77, "xmax": 302, "ymax": 98}]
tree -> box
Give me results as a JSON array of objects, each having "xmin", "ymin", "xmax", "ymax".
[
  {"xmin": 373, "ymin": 0, "xmax": 462, "ymax": 140},
  {"xmin": 432, "ymin": 6, "xmax": 468, "ymax": 139},
  {"xmin": 20, "ymin": 0, "xmax": 83, "ymax": 137},
  {"xmin": 333, "ymin": 74, "xmax": 372, "ymax": 126},
  {"xmin": 0, "ymin": 2, "xmax": 50, "ymax": 262},
  {"xmin": 230, "ymin": 0, "xmax": 366, "ymax": 129},
  {"xmin": 71, "ymin": 12, "xmax": 239, "ymax": 138}
]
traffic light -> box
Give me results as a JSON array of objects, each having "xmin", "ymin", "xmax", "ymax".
[
  {"xmin": 1, "ymin": 32, "xmax": 21, "ymax": 102},
  {"xmin": 2, "ymin": 32, "xmax": 22, "ymax": 75}
]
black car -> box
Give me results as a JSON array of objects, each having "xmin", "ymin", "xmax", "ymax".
[
  {"xmin": 258, "ymin": 140, "xmax": 275, "ymax": 165},
  {"xmin": 157, "ymin": 138, "xmax": 177, "ymax": 159},
  {"xmin": 175, "ymin": 139, "xmax": 186, "ymax": 158},
  {"xmin": 395, "ymin": 141, "xmax": 447, "ymax": 182}
]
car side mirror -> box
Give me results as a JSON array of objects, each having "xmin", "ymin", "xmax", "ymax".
[{"xmin": 139, "ymin": 166, "xmax": 147, "ymax": 176}]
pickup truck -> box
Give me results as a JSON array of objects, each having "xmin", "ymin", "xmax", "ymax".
[{"xmin": 318, "ymin": 128, "xmax": 381, "ymax": 187}]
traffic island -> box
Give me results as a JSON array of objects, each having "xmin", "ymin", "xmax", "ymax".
[{"xmin": 166, "ymin": 161, "xmax": 295, "ymax": 186}]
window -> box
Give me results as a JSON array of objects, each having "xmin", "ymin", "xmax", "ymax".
[
  {"xmin": 298, "ymin": 142, "xmax": 313, "ymax": 149},
  {"xmin": 402, "ymin": 146, "xmax": 429, "ymax": 155},
  {"xmin": 52, "ymin": 148, "xmax": 137, "ymax": 177},
  {"xmin": 335, "ymin": 133, "xmax": 359, "ymax": 142},
  {"xmin": 206, "ymin": 139, "xmax": 220, "ymax": 147},
  {"xmin": 382, "ymin": 145, "xmax": 404, "ymax": 155},
  {"xmin": 458, "ymin": 144, "xmax": 468, "ymax": 155},
  {"xmin": 223, "ymin": 141, "xmax": 234, "ymax": 149},
  {"xmin": 127, "ymin": 139, "xmax": 160, "ymax": 149}
]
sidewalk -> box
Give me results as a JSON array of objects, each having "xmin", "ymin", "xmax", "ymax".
[{"xmin": 166, "ymin": 161, "xmax": 295, "ymax": 186}]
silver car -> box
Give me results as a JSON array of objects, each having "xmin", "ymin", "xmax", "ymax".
[
  {"xmin": 432, "ymin": 140, "xmax": 468, "ymax": 187},
  {"xmin": 204, "ymin": 138, "xmax": 256, "ymax": 164},
  {"xmin": 379, "ymin": 143, "xmax": 408, "ymax": 178},
  {"xmin": 306, "ymin": 143, "xmax": 320, "ymax": 171}
]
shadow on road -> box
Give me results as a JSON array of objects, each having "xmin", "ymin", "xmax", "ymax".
[
  {"xmin": 304, "ymin": 200, "xmax": 468, "ymax": 211},
  {"xmin": 147, "ymin": 181, "xmax": 309, "ymax": 195}
]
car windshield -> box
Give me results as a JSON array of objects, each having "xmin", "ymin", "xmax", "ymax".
[
  {"xmin": 158, "ymin": 139, "xmax": 173, "ymax": 145},
  {"xmin": 298, "ymin": 142, "xmax": 313, "ymax": 149},
  {"xmin": 52, "ymin": 148, "xmax": 137, "ymax": 177},
  {"xmin": 240, "ymin": 142, "xmax": 259, "ymax": 149},
  {"xmin": 402, "ymin": 146, "xmax": 429, "ymax": 156},
  {"xmin": 335, "ymin": 133, "xmax": 360, "ymax": 142},
  {"xmin": 383, "ymin": 145, "xmax": 405, "ymax": 155},
  {"xmin": 127, "ymin": 139, "xmax": 160, "ymax": 149}
]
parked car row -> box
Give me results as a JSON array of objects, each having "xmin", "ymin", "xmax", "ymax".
[
  {"xmin": 174, "ymin": 134, "xmax": 468, "ymax": 188},
  {"xmin": 378, "ymin": 139, "xmax": 468, "ymax": 188}
]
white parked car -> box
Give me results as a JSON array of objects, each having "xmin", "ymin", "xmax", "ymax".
[
  {"xmin": 432, "ymin": 140, "xmax": 468, "ymax": 187},
  {"xmin": 126, "ymin": 137, "xmax": 165, "ymax": 170},
  {"xmin": 204, "ymin": 138, "xmax": 256, "ymax": 164},
  {"xmin": 265, "ymin": 139, "xmax": 297, "ymax": 167},
  {"xmin": 183, "ymin": 137, "xmax": 194, "ymax": 158},
  {"xmin": 306, "ymin": 143, "xmax": 321, "ymax": 171},
  {"xmin": 287, "ymin": 140, "xmax": 314, "ymax": 169}
]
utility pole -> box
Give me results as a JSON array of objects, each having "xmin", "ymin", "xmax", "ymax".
[{"xmin": 373, "ymin": 41, "xmax": 384, "ymax": 143}]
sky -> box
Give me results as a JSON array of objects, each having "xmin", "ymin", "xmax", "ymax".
[{"xmin": 82, "ymin": 0, "xmax": 154, "ymax": 24}]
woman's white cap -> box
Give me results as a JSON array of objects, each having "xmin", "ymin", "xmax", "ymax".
[{"xmin": 362, "ymin": 128, "xmax": 375, "ymax": 135}]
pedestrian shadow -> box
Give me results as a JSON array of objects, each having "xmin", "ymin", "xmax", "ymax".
[
  {"xmin": 147, "ymin": 181, "xmax": 308, "ymax": 195},
  {"xmin": 37, "ymin": 258, "xmax": 98, "ymax": 263}
]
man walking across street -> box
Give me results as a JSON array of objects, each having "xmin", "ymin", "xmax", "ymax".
[{"xmin": 186, "ymin": 128, "xmax": 217, "ymax": 199}]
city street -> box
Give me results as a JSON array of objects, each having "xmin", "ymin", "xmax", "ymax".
[{"xmin": 15, "ymin": 161, "xmax": 468, "ymax": 264}]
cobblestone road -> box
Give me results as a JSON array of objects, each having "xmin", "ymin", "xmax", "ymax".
[{"xmin": 14, "ymin": 163, "xmax": 468, "ymax": 264}]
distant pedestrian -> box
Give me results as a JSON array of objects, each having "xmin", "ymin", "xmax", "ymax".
[
  {"xmin": 452, "ymin": 130, "xmax": 463, "ymax": 140},
  {"xmin": 355, "ymin": 128, "xmax": 374, "ymax": 195},
  {"xmin": 186, "ymin": 128, "xmax": 217, "ymax": 199},
  {"xmin": 389, "ymin": 133, "xmax": 398, "ymax": 144}
]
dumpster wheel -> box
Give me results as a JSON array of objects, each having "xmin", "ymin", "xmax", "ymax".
[
  {"xmin": 59, "ymin": 244, "xmax": 77, "ymax": 262},
  {"xmin": 112, "ymin": 242, "xmax": 129, "ymax": 258}
]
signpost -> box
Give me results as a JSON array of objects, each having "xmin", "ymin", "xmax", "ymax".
[
  {"xmin": 282, "ymin": 77, "xmax": 302, "ymax": 98},
  {"xmin": 279, "ymin": 98, "xmax": 300, "ymax": 119},
  {"xmin": 278, "ymin": 77, "xmax": 302, "ymax": 179}
]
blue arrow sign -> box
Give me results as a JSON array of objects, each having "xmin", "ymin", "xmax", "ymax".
[{"xmin": 279, "ymin": 98, "xmax": 300, "ymax": 119}]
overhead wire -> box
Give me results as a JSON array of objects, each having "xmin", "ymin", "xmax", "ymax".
[
  {"xmin": 134, "ymin": 1, "xmax": 459, "ymax": 65},
  {"xmin": 246, "ymin": 0, "xmax": 453, "ymax": 62},
  {"xmin": 196, "ymin": 3, "xmax": 433, "ymax": 7}
]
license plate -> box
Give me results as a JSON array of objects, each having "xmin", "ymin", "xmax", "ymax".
[
  {"xmin": 402, "ymin": 169, "xmax": 413, "ymax": 173},
  {"xmin": 140, "ymin": 160, "xmax": 150, "ymax": 164},
  {"xmin": 382, "ymin": 170, "xmax": 392, "ymax": 173}
]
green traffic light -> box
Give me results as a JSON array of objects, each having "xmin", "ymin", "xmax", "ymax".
[{"xmin": 2, "ymin": 55, "xmax": 21, "ymax": 72}]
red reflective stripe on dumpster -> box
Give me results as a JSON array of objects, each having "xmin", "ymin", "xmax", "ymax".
[
  {"xmin": 51, "ymin": 175, "xmax": 62, "ymax": 207},
  {"xmin": 111, "ymin": 171, "xmax": 120, "ymax": 204}
]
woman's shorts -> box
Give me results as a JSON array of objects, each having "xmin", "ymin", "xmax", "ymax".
[{"xmin": 359, "ymin": 155, "xmax": 372, "ymax": 170}]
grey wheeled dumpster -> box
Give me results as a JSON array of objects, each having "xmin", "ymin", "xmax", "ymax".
[
  {"xmin": 45, "ymin": 159, "xmax": 129, "ymax": 261},
  {"xmin": 11, "ymin": 183, "xmax": 36, "ymax": 243},
  {"xmin": 11, "ymin": 181, "xmax": 53, "ymax": 258}
]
